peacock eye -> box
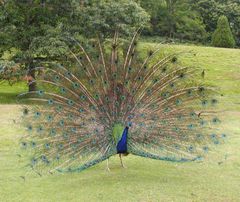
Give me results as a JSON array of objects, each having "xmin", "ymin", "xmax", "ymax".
[
  {"xmin": 211, "ymin": 99, "xmax": 218, "ymax": 104},
  {"xmin": 23, "ymin": 108, "xmax": 29, "ymax": 115},
  {"xmin": 202, "ymin": 100, "xmax": 208, "ymax": 106},
  {"xmin": 179, "ymin": 73, "xmax": 185, "ymax": 78},
  {"xmin": 73, "ymin": 83, "xmax": 79, "ymax": 88},
  {"xmin": 148, "ymin": 50, "xmax": 153, "ymax": 56},
  {"xmin": 162, "ymin": 67, "xmax": 167, "ymax": 72},
  {"xmin": 38, "ymin": 90, "xmax": 44, "ymax": 95},
  {"xmin": 198, "ymin": 86, "xmax": 205, "ymax": 92},
  {"xmin": 171, "ymin": 56, "xmax": 177, "ymax": 63}
]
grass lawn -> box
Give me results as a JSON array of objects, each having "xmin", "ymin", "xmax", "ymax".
[
  {"xmin": 0, "ymin": 81, "xmax": 27, "ymax": 104},
  {"xmin": 0, "ymin": 44, "xmax": 240, "ymax": 202}
]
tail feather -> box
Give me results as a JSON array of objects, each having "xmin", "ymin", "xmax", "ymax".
[{"xmin": 18, "ymin": 30, "xmax": 227, "ymax": 174}]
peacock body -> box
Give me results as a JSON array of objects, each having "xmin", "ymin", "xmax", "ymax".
[{"xmin": 18, "ymin": 31, "xmax": 226, "ymax": 174}]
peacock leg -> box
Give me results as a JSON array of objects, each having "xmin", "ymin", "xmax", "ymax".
[
  {"xmin": 105, "ymin": 158, "xmax": 110, "ymax": 172},
  {"xmin": 119, "ymin": 154, "xmax": 127, "ymax": 168}
]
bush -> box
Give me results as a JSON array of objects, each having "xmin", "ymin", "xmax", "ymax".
[
  {"xmin": 211, "ymin": 15, "xmax": 235, "ymax": 48},
  {"xmin": 0, "ymin": 61, "xmax": 23, "ymax": 85}
]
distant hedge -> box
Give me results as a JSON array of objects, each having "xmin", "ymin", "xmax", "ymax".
[{"xmin": 212, "ymin": 16, "xmax": 235, "ymax": 48}]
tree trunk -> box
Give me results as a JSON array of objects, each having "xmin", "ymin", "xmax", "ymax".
[
  {"xmin": 28, "ymin": 64, "xmax": 37, "ymax": 92},
  {"xmin": 166, "ymin": 0, "xmax": 177, "ymax": 38}
]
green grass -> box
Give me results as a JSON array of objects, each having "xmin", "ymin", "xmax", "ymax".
[
  {"xmin": 0, "ymin": 44, "xmax": 240, "ymax": 201},
  {"xmin": 139, "ymin": 43, "xmax": 240, "ymax": 95},
  {"xmin": 0, "ymin": 81, "xmax": 27, "ymax": 104}
]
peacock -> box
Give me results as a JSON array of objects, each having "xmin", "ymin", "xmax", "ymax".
[{"xmin": 18, "ymin": 30, "xmax": 227, "ymax": 175}]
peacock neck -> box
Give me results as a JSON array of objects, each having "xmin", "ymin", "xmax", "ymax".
[{"xmin": 112, "ymin": 124, "xmax": 129, "ymax": 154}]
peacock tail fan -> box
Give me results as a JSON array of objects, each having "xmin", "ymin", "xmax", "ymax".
[{"xmin": 18, "ymin": 30, "xmax": 228, "ymax": 175}]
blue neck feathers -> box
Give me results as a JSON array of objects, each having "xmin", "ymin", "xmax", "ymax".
[{"xmin": 116, "ymin": 126, "xmax": 129, "ymax": 154}]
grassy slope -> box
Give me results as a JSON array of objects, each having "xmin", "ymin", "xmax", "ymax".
[{"xmin": 0, "ymin": 44, "xmax": 240, "ymax": 202}]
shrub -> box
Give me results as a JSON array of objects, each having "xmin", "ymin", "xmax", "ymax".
[
  {"xmin": 0, "ymin": 61, "xmax": 23, "ymax": 85},
  {"xmin": 212, "ymin": 15, "xmax": 235, "ymax": 48}
]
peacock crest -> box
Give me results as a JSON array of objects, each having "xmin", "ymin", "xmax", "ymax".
[{"xmin": 18, "ymin": 31, "xmax": 226, "ymax": 174}]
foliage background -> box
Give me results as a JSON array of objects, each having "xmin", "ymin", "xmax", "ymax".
[{"xmin": 0, "ymin": 0, "xmax": 239, "ymax": 88}]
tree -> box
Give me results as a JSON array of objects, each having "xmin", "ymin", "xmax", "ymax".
[
  {"xmin": 173, "ymin": 1, "xmax": 207, "ymax": 42},
  {"xmin": 0, "ymin": 0, "xmax": 149, "ymax": 91},
  {"xmin": 190, "ymin": 0, "xmax": 219, "ymax": 33},
  {"xmin": 139, "ymin": 0, "xmax": 207, "ymax": 42},
  {"xmin": 75, "ymin": 0, "xmax": 150, "ymax": 38},
  {"xmin": 191, "ymin": 0, "xmax": 240, "ymax": 46},
  {"xmin": 165, "ymin": 0, "xmax": 178, "ymax": 38},
  {"xmin": 139, "ymin": 0, "xmax": 166, "ymax": 35},
  {"xmin": 212, "ymin": 15, "xmax": 235, "ymax": 48},
  {"xmin": 0, "ymin": 61, "xmax": 23, "ymax": 85},
  {"xmin": 218, "ymin": 1, "xmax": 240, "ymax": 46},
  {"xmin": 0, "ymin": 0, "xmax": 74, "ymax": 91}
]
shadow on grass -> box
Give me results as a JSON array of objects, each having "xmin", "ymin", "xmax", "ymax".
[
  {"xmin": 0, "ymin": 81, "xmax": 28, "ymax": 104},
  {"xmin": 0, "ymin": 92, "xmax": 20, "ymax": 104}
]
